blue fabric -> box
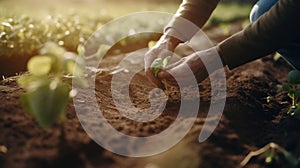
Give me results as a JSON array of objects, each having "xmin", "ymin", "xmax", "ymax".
[{"xmin": 250, "ymin": 0, "xmax": 300, "ymax": 70}]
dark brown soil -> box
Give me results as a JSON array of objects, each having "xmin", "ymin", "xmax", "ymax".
[{"xmin": 1, "ymin": 22, "xmax": 300, "ymax": 168}]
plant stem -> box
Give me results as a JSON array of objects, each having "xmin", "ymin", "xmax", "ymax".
[
  {"xmin": 240, "ymin": 142, "xmax": 289, "ymax": 167},
  {"xmin": 292, "ymin": 85, "xmax": 296, "ymax": 107}
]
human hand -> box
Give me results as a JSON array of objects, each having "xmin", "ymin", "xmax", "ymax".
[
  {"xmin": 144, "ymin": 34, "xmax": 180, "ymax": 88},
  {"xmin": 157, "ymin": 47, "xmax": 224, "ymax": 86}
]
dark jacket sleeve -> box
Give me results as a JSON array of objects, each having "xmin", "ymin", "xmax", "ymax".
[{"xmin": 218, "ymin": 0, "xmax": 300, "ymax": 70}]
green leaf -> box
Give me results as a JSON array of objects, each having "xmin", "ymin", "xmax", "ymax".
[
  {"xmin": 17, "ymin": 75, "xmax": 39, "ymax": 88},
  {"xmin": 27, "ymin": 56, "xmax": 52, "ymax": 76},
  {"xmin": 294, "ymin": 89, "xmax": 300, "ymax": 99},
  {"xmin": 162, "ymin": 56, "xmax": 171, "ymax": 69},
  {"xmin": 150, "ymin": 58, "xmax": 163, "ymax": 77},
  {"xmin": 288, "ymin": 70, "xmax": 300, "ymax": 84},
  {"xmin": 20, "ymin": 80, "xmax": 70, "ymax": 128},
  {"xmin": 19, "ymin": 93, "xmax": 34, "ymax": 115},
  {"xmin": 282, "ymin": 83, "xmax": 291, "ymax": 92}
]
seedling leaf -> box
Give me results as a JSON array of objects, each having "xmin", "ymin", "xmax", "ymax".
[
  {"xmin": 27, "ymin": 56, "xmax": 52, "ymax": 76},
  {"xmin": 294, "ymin": 89, "xmax": 300, "ymax": 98},
  {"xmin": 150, "ymin": 58, "xmax": 163, "ymax": 77},
  {"xmin": 20, "ymin": 80, "xmax": 70, "ymax": 128},
  {"xmin": 288, "ymin": 70, "xmax": 300, "ymax": 84},
  {"xmin": 162, "ymin": 56, "xmax": 171, "ymax": 69}
]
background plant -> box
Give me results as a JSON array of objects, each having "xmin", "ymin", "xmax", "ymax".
[
  {"xmin": 17, "ymin": 42, "xmax": 87, "ymax": 128},
  {"xmin": 278, "ymin": 70, "xmax": 300, "ymax": 120},
  {"xmin": 241, "ymin": 142, "xmax": 299, "ymax": 168}
]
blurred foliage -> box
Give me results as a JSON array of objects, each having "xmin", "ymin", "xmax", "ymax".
[
  {"xmin": 17, "ymin": 42, "xmax": 87, "ymax": 128},
  {"xmin": 0, "ymin": 0, "xmax": 252, "ymax": 76},
  {"xmin": 0, "ymin": 14, "xmax": 101, "ymax": 58},
  {"xmin": 208, "ymin": 2, "xmax": 252, "ymax": 25}
]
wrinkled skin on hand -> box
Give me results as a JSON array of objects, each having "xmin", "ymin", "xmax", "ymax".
[{"xmin": 157, "ymin": 47, "xmax": 223, "ymax": 87}]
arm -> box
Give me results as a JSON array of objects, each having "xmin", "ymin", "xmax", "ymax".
[
  {"xmin": 165, "ymin": 0, "xmax": 220, "ymax": 42},
  {"xmin": 218, "ymin": 0, "xmax": 300, "ymax": 70},
  {"xmin": 145, "ymin": 0, "xmax": 220, "ymax": 87}
]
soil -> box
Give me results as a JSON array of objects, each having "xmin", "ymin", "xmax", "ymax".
[{"xmin": 1, "ymin": 21, "xmax": 300, "ymax": 168}]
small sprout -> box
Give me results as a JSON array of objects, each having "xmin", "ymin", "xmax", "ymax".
[
  {"xmin": 150, "ymin": 58, "xmax": 163, "ymax": 77},
  {"xmin": 266, "ymin": 96, "xmax": 273, "ymax": 103},
  {"xmin": 150, "ymin": 56, "xmax": 171, "ymax": 77},
  {"xmin": 17, "ymin": 42, "xmax": 87, "ymax": 128},
  {"xmin": 277, "ymin": 70, "xmax": 300, "ymax": 119},
  {"xmin": 162, "ymin": 56, "xmax": 171, "ymax": 69},
  {"xmin": 241, "ymin": 142, "xmax": 299, "ymax": 167}
]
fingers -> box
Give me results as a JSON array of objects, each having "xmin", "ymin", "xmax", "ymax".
[
  {"xmin": 144, "ymin": 49, "xmax": 172, "ymax": 69},
  {"xmin": 145, "ymin": 69, "xmax": 165, "ymax": 89},
  {"xmin": 157, "ymin": 59, "xmax": 197, "ymax": 87},
  {"xmin": 144, "ymin": 39, "xmax": 177, "ymax": 88},
  {"xmin": 164, "ymin": 58, "xmax": 184, "ymax": 70},
  {"xmin": 157, "ymin": 70, "xmax": 178, "ymax": 86}
]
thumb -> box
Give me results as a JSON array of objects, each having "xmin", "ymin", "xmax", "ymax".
[
  {"xmin": 157, "ymin": 70, "xmax": 178, "ymax": 86},
  {"xmin": 157, "ymin": 70, "xmax": 171, "ymax": 79}
]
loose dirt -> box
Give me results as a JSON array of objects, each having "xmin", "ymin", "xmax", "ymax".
[{"xmin": 0, "ymin": 21, "xmax": 299, "ymax": 168}]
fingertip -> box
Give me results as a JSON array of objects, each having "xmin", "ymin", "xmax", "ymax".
[
  {"xmin": 157, "ymin": 70, "xmax": 170, "ymax": 79},
  {"xmin": 145, "ymin": 70, "xmax": 165, "ymax": 89}
]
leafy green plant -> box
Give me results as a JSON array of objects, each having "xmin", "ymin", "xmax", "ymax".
[
  {"xmin": 150, "ymin": 56, "xmax": 170, "ymax": 77},
  {"xmin": 278, "ymin": 70, "xmax": 300, "ymax": 119},
  {"xmin": 240, "ymin": 142, "xmax": 299, "ymax": 167},
  {"xmin": 150, "ymin": 56, "xmax": 171, "ymax": 89},
  {"xmin": 150, "ymin": 56, "xmax": 184, "ymax": 102},
  {"xmin": 17, "ymin": 42, "xmax": 87, "ymax": 128}
]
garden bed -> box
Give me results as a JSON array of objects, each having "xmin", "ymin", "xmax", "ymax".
[{"xmin": 0, "ymin": 22, "xmax": 299, "ymax": 168}]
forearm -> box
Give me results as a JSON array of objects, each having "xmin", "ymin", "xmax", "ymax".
[
  {"xmin": 164, "ymin": 0, "xmax": 220, "ymax": 42},
  {"xmin": 218, "ymin": 0, "xmax": 300, "ymax": 70}
]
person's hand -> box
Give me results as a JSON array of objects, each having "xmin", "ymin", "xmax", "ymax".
[
  {"xmin": 144, "ymin": 34, "xmax": 181, "ymax": 88},
  {"xmin": 157, "ymin": 47, "xmax": 224, "ymax": 86}
]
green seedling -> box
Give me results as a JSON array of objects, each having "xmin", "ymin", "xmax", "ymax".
[
  {"xmin": 241, "ymin": 142, "xmax": 299, "ymax": 168},
  {"xmin": 150, "ymin": 56, "xmax": 182, "ymax": 102},
  {"xmin": 17, "ymin": 42, "xmax": 87, "ymax": 128},
  {"xmin": 150, "ymin": 56, "xmax": 171, "ymax": 77},
  {"xmin": 278, "ymin": 70, "xmax": 300, "ymax": 119}
]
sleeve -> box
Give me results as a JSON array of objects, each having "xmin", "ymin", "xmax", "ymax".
[
  {"xmin": 218, "ymin": 0, "xmax": 300, "ymax": 70},
  {"xmin": 165, "ymin": 0, "xmax": 220, "ymax": 42}
]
